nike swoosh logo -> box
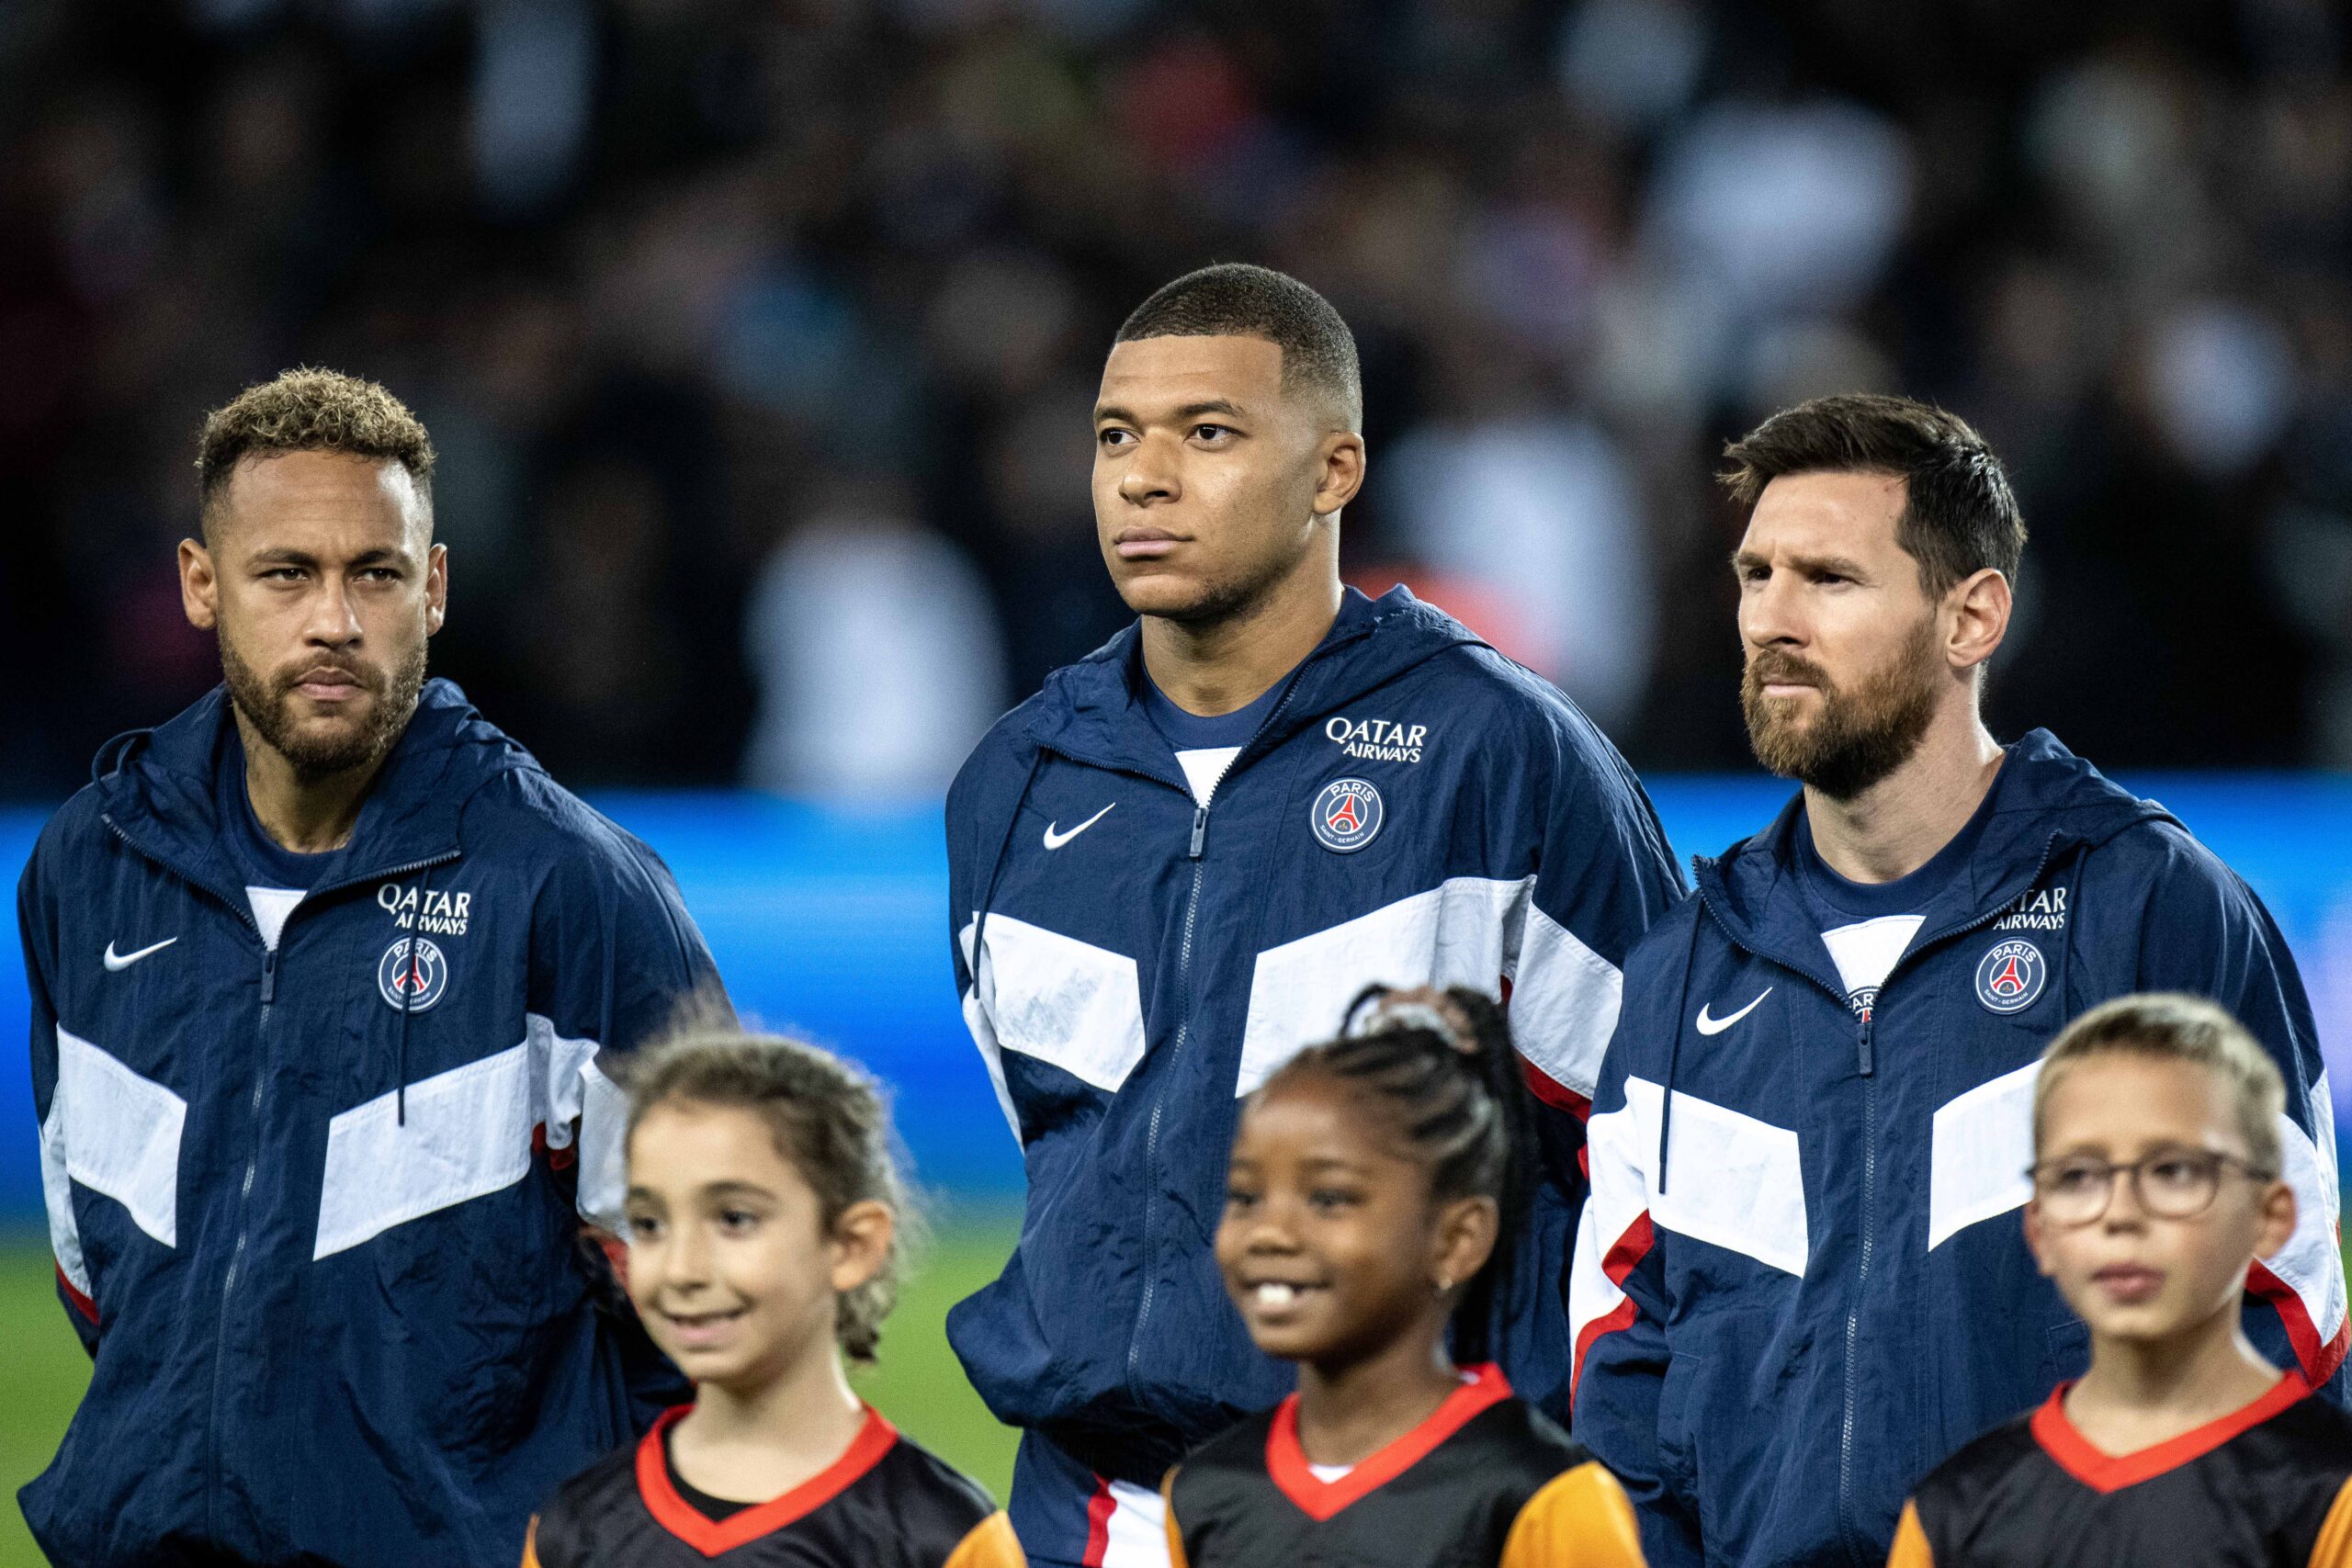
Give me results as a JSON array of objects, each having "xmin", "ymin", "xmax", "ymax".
[
  {"xmin": 1695, "ymin": 987, "xmax": 1772, "ymax": 1036},
  {"xmin": 103, "ymin": 937, "xmax": 179, "ymax": 972},
  {"xmin": 1043, "ymin": 803, "xmax": 1115, "ymax": 851}
]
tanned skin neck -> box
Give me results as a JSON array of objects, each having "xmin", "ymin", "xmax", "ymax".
[
  {"xmin": 2065, "ymin": 1306, "xmax": 2281, "ymax": 1454},
  {"xmin": 1295, "ymin": 1304, "xmax": 1463, "ymax": 1467},
  {"xmin": 673, "ymin": 1326, "xmax": 865, "ymax": 1500},
  {"xmin": 1138, "ymin": 537, "xmax": 1344, "ymax": 717},
  {"xmin": 237, "ymin": 712, "xmax": 387, "ymax": 855},
  {"xmin": 1805, "ymin": 692, "xmax": 2006, "ymax": 886}
]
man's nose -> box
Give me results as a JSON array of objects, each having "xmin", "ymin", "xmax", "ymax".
[
  {"xmin": 1741, "ymin": 572, "xmax": 1804, "ymax": 649},
  {"xmin": 1117, "ymin": 433, "xmax": 1181, "ymax": 505},
  {"xmin": 303, "ymin": 581, "xmax": 364, "ymax": 646}
]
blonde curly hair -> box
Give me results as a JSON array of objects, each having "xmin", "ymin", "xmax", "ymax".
[{"xmin": 195, "ymin": 367, "xmax": 435, "ymax": 537}]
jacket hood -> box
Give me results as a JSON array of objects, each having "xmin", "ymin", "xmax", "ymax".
[
  {"xmin": 1020, "ymin": 585, "xmax": 1486, "ymax": 778},
  {"xmin": 1693, "ymin": 728, "xmax": 2176, "ymax": 950},
  {"xmin": 92, "ymin": 678, "xmax": 538, "ymax": 886}
]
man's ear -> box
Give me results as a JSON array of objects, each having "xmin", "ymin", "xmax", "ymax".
[
  {"xmin": 180, "ymin": 537, "xmax": 220, "ymax": 632},
  {"xmin": 1946, "ymin": 567, "xmax": 2011, "ymax": 674},
  {"xmin": 425, "ymin": 542, "xmax": 449, "ymax": 636},
  {"xmin": 1311, "ymin": 431, "xmax": 1367, "ymax": 519}
]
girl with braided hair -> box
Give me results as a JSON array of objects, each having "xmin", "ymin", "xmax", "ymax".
[{"xmin": 1162, "ymin": 986, "xmax": 1648, "ymax": 1567}]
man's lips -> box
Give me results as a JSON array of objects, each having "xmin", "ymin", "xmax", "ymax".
[
  {"xmin": 288, "ymin": 668, "xmax": 369, "ymax": 703},
  {"xmin": 2091, "ymin": 1264, "xmax": 2166, "ymax": 1304},
  {"xmin": 1114, "ymin": 528, "xmax": 1185, "ymax": 560}
]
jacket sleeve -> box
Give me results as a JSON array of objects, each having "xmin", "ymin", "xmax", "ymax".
[
  {"xmin": 1502, "ymin": 712, "xmax": 1685, "ymax": 1420},
  {"xmin": 945, "ymin": 750, "xmax": 1022, "ymax": 1145},
  {"xmin": 1568, "ymin": 953, "xmax": 1702, "ymax": 1568},
  {"xmin": 526, "ymin": 828, "xmax": 727, "ymax": 1235},
  {"xmin": 2132, "ymin": 833, "xmax": 2347, "ymax": 1401},
  {"xmin": 22, "ymin": 837, "xmax": 99, "ymax": 1357}
]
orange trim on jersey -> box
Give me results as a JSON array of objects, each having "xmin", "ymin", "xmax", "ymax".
[
  {"xmin": 634, "ymin": 1403, "xmax": 899, "ymax": 1557},
  {"xmin": 2249, "ymin": 1258, "xmax": 2352, "ymax": 1388},
  {"xmin": 2029, "ymin": 1372, "xmax": 2311, "ymax": 1495},
  {"xmin": 1265, "ymin": 1362, "xmax": 1513, "ymax": 1521}
]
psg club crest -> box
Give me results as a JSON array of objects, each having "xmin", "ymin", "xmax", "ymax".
[
  {"xmin": 1311, "ymin": 778, "xmax": 1385, "ymax": 854},
  {"xmin": 378, "ymin": 937, "xmax": 449, "ymax": 1013},
  {"xmin": 1974, "ymin": 939, "xmax": 2046, "ymax": 1015}
]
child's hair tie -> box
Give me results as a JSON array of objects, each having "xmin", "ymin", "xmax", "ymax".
[{"xmin": 1345, "ymin": 986, "xmax": 1480, "ymax": 1056}]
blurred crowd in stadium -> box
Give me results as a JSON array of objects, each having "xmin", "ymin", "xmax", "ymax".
[{"xmin": 3, "ymin": 0, "xmax": 2348, "ymax": 798}]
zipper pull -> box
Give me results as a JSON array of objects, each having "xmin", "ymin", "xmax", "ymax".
[
  {"xmin": 260, "ymin": 948, "xmax": 278, "ymax": 1005},
  {"xmin": 1189, "ymin": 807, "xmax": 1208, "ymax": 860},
  {"xmin": 1857, "ymin": 1008, "xmax": 1874, "ymax": 1077}
]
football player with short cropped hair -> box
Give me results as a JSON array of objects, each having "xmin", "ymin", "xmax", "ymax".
[
  {"xmin": 1569, "ymin": 393, "xmax": 2348, "ymax": 1568},
  {"xmin": 944, "ymin": 264, "xmax": 1683, "ymax": 1567},
  {"xmin": 19, "ymin": 368, "xmax": 721, "ymax": 1567}
]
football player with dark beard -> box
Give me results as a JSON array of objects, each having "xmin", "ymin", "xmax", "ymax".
[
  {"xmin": 18, "ymin": 368, "xmax": 723, "ymax": 1567},
  {"xmin": 1567, "ymin": 393, "xmax": 2346, "ymax": 1568}
]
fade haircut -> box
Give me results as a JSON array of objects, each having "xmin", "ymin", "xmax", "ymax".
[
  {"xmin": 2032, "ymin": 993, "xmax": 2285, "ymax": 1177},
  {"xmin": 1721, "ymin": 392, "xmax": 2025, "ymax": 598},
  {"xmin": 1115, "ymin": 263, "xmax": 1363, "ymax": 432},
  {"xmin": 195, "ymin": 368, "xmax": 435, "ymax": 541},
  {"xmin": 624, "ymin": 1001, "xmax": 920, "ymax": 1365}
]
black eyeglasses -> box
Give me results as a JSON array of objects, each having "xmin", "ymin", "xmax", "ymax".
[{"xmin": 2026, "ymin": 1148, "xmax": 2278, "ymax": 1226}]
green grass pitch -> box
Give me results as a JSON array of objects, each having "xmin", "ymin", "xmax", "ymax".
[
  {"xmin": 6, "ymin": 1224, "xmax": 2348, "ymax": 1565},
  {"xmin": 0, "ymin": 1220, "xmax": 1021, "ymax": 1568}
]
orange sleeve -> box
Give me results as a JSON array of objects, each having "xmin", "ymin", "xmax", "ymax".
[
  {"xmin": 520, "ymin": 1516, "xmax": 543, "ymax": 1568},
  {"xmin": 1160, "ymin": 1468, "xmax": 1191, "ymax": 1568},
  {"xmin": 943, "ymin": 1509, "xmax": 1028, "ymax": 1568},
  {"xmin": 1497, "ymin": 1461, "xmax": 1648, "ymax": 1567},
  {"xmin": 2310, "ymin": 1476, "xmax": 2352, "ymax": 1568},
  {"xmin": 1885, "ymin": 1501, "xmax": 1935, "ymax": 1568}
]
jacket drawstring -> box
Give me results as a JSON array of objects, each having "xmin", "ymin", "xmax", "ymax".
[
  {"xmin": 396, "ymin": 863, "xmax": 434, "ymax": 1127},
  {"xmin": 967, "ymin": 749, "xmax": 1044, "ymax": 1024},
  {"xmin": 1656, "ymin": 900, "xmax": 1704, "ymax": 1196}
]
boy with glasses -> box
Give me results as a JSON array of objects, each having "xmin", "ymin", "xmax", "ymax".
[{"xmin": 1888, "ymin": 994, "xmax": 2352, "ymax": 1566}]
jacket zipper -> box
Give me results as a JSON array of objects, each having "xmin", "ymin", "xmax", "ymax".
[
  {"xmin": 1114, "ymin": 667, "xmax": 1313, "ymax": 1405},
  {"xmin": 100, "ymin": 815, "xmax": 458, "ymax": 1538},
  {"xmin": 1702, "ymin": 831, "xmax": 2063, "ymax": 1567}
]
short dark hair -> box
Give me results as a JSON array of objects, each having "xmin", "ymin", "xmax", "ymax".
[
  {"xmin": 1721, "ymin": 392, "xmax": 2025, "ymax": 596},
  {"xmin": 1115, "ymin": 263, "xmax": 1363, "ymax": 431},
  {"xmin": 196, "ymin": 367, "xmax": 435, "ymax": 539}
]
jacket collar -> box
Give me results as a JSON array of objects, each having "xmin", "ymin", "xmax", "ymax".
[
  {"xmin": 1020, "ymin": 585, "xmax": 1484, "ymax": 784},
  {"xmin": 92, "ymin": 679, "xmax": 533, "ymax": 896},
  {"xmin": 1691, "ymin": 728, "xmax": 2175, "ymax": 970}
]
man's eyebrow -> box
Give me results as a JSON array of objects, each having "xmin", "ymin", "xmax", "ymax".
[
  {"xmin": 248, "ymin": 547, "xmax": 320, "ymax": 569},
  {"xmin": 1730, "ymin": 548, "xmax": 1871, "ymax": 578},
  {"xmin": 1094, "ymin": 399, "xmax": 1250, "ymax": 424}
]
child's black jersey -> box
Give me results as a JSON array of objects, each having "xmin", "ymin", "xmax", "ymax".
[
  {"xmin": 1894, "ymin": 1374, "xmax": 2352, "ymax": 1568},
  {"xmin": 1163, "ymin": 1364, "xmax": 1645, "ymax": 1568},
  {"xmin": 525, "ymin": 1404, "xmax": 1024, "ymax": 1568}
]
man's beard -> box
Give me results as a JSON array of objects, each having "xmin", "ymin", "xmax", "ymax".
[
  {"xmin": 1743, "ymin": 617, "xmax": 1940, "ymax": 801},
  {"xmin": 221, "ymin": 638, "xmax": 426, "ymax": 781}
]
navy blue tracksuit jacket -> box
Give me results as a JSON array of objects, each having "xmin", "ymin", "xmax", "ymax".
[
  {"xmin": 19, "ymin": 681, "xmax": 719, "ymax": 1567},
  {"xmin": 943, "ymin": 587, "xmax": 1684, "ymax": 1559},
  {"xmin": 1569, "ymin": 731, "xmax": 2347, "ymax": 1568}
]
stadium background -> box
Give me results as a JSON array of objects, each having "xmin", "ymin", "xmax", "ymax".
[{"xmin": 4, "ymin": 0, "xmax": 2351, "ymax": 1562}]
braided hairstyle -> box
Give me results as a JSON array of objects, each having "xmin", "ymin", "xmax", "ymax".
[{"xmin": 1259, "ymin": 984, "xmax": 1537, "ymax": 1360}]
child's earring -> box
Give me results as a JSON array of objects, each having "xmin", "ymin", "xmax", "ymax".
[{"xmin": 1432, "ymin": 1272, "xmax": 1453, "ymax": 1294}]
